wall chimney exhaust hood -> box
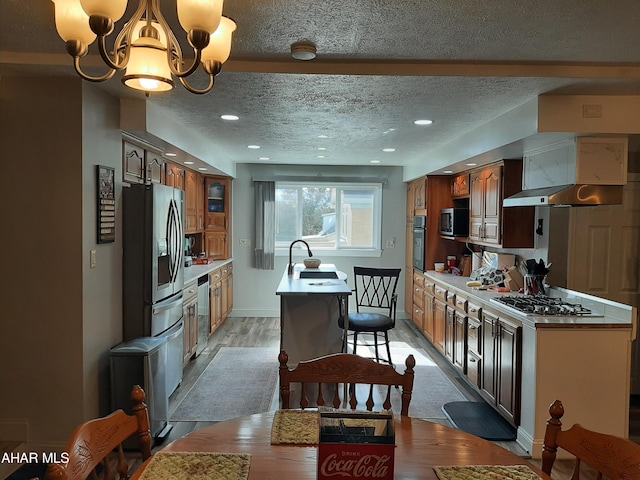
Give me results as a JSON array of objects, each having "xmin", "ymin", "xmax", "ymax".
[
  {"xmin": 503, "ymin": 184, "xmax": 623, "ymax": 207},
  {"xmin": 503, "ymin": 136, "xmax": 628, "ymax": 207}
]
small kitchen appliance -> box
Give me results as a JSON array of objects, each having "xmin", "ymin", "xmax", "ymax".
[{"xmin": 439, "ymin": 208, "xmax": 469, "ymax": 237}]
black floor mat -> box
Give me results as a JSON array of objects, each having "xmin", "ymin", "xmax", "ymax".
[{"xmin": 442, "ymin": 401, "xmax": 517, "ymax": 441}]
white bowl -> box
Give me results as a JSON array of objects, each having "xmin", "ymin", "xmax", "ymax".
[{"xmin": 303, "ymin": 258, "xmax": 321, "ymax": 268}]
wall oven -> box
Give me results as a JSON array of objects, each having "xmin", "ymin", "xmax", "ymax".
[{"xmin": 413, "ymin": 215, "xmax": 426, "ymax": 271}]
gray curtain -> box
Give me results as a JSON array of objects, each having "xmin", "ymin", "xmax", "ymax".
[{"xmin": 254, "ymin": 181, "xmax": 276, "ymax": 270}]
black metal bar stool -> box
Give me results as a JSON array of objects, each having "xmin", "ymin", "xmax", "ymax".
[{"xmin": 338, "ymin": 266, "xmax": 401, "ymax": 365}]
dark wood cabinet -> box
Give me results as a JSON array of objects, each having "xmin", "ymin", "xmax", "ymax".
[
  {"xmin": 480, "ymin": 309, "xmax": 521, "ymax": 426},
  {"xmin": 164, "ymin": 161, "xmax": 185, "ymax": 190},
  {"xmin": 433, "ymin": 286, "xmax": 447, "ymax": 354},
  {"xmin": 122, "ymin": 140, "xmax": 163, "ymax": 185},
  {"xmin": 451, "ymin": 173, "xmax": 470, "ymax": 197},
  {"xmin": 422, "ymin": 280, "xmax": 435, "ymax": 342},
  {"xmin": 185, "ymin": 170, "xmax": 205, "ymax": 233},
  {"xmin": 444, "ymin": 307, "xmax": 455, "ymax": 363},
  {"xmin": 469, "ymin": 160, "xmax": 534, "ymax": 248},
  {"xmin": 183, "ymin": 281, "xmax": 198, "ymax": 365}
]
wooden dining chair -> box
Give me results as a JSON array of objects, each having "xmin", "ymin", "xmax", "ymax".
[
  {"xmin": 278, "ymin": 350, "xmax": 415, "ymax": 416},
  {"xmin": 541, "ymin": 399, "xmax": 640, "ymax": 479},
  {"xmin": 44, "ymin": 385, "xmax": 152, "ymax": 480},
  {"xmin": 338, "ymin": 266, "xmax": 402, "ymax": 366}
]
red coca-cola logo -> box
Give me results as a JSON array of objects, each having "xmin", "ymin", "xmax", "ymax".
[{"xmin": 319, "ymin": 453, "xmax": 391, "ymax": 478}]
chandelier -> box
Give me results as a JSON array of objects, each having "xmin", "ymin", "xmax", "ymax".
[{"xmin": 51, "ymin": 0, "xmax": 236, "ymax": 95}]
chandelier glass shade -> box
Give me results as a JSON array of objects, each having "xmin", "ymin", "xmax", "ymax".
[{"xmin": 51, "ymin": 0, "xmax": 236, "ymax": 95}]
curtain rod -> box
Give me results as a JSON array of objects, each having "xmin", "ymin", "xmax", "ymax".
[{"xmin": 252, "ymin": 175, "xmax": 388, "ymax": 184}]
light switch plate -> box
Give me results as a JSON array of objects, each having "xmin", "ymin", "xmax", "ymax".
[
  {"xmin": 239, "ymin": 239, "xmax": 251, "ymax": 247},
  {"xmin": 90, "ymin": 249, "xmax": 97, "ymax": 268}
]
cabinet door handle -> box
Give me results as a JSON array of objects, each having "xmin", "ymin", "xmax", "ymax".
[
  {"xmin": 469, "ymin": 357, "xmax": 476, "ymax": 363},
  {"xmin": 469, "ymin": 325, "xmax": 478, "ymax": 330}
]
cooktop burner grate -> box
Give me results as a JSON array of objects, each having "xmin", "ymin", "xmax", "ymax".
[{"xmin": 491, "ymin": 295, "xmax": 597, "ymax": 316}]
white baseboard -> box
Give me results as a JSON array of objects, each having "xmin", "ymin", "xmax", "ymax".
[{"xmin": 0, "ymin": 418, "xmax": 28, "ymax": 442}]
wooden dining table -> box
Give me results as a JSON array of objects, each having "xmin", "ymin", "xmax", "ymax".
[{"xmin": 131, "ymin": 411, "xmax": 549, "ymax": 479}]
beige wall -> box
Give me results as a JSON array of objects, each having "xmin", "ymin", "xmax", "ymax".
[{"xmin": 0, "ymin": 77, "xmax": 123, "ymax": 448}]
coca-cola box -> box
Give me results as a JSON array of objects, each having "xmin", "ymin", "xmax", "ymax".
[{"xmin": 317, "ymin": 411, "xmax": 395, "ymax": 480}]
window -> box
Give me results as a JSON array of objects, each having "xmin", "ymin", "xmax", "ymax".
[{"xmin": 275, "ymin": 182, "xmax": 382, "ymax": 256}]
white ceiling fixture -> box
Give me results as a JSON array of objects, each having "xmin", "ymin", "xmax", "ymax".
[
  {"xmin": 50, "ymin": 0, "xmax": 236, "ymax": 95},
  {"xmin": 259, "ymin": 157, "xmax": 270, "ymax": 160},
  {"xmin": 370, "ymin": 160, "xmax": 381, "ymax": 164},
  {"xmin": 247, "ymin": 145, "xmax": 260, "ymax": 149},
  {"xmin": 291, "ymin": 41, "xmax": 317, "ymax": 60},
  {"xmin": 414, "ymin": 119, "xmax": 434, "ymax": 125},
  {"xmin": 221, "ymin": 114, "xmax": 239, "ymax": 120},
  {"xmin": 382, "ymin": 148, "xmax": 396, "ymax": 153},
  {"xmin": 184, "ymin": 161, "xmax": 194, "ymax": 164}
]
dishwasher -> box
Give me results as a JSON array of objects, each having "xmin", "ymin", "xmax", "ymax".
[{"xmin": 196, "ymin": 275, "xmax": 210, "ymax": 355}]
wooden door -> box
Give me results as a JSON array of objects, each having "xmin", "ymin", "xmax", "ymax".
[
  {"xmin": 209, "ymin": 278, "xmax": 222, "ymax": 335},
  {"xmin": 496, "ymin": 320, "xmax": 520, "ymax": 425},
  {"xmin": 469, "ymin": 171, "xmax": 484, "ymax": 241},
  {"xmin": 433, "ymin": 298, "xmax": 446, "ymax": 354},
  {"xmin": 145, "ymin": 152, "xmax": 163, "ymax": 184},
  {"xmin": 184, "ymin": 170, "xmax": 198, "ymax": 232},
  {"xmin": 444, "ymin": 307, "xmax": 455, "ymax": 363},
  {"xmin": 423, "ymin": 284, "xmax": 435, "ymax": 341},
  {"xmin": 406, "ymin": 181, "xmax": 415, "ymax": 222},
  {"xmin": 480, "ymin": 311, "xmax": 498, "ymax": 404},
  {"xmin": 196, "ymin": 174, "xmax": 205, "ymax": 231},
  {"xmin": 482, "ymin": 166, "xmax": 502, "ymax": 244},
  {"xmin": 205, "ymin": 230, "xmax": 227, "ymax": 260},
  {"xmin": 453, "ymin": 311, "xmax": 466, "ymax": 373}
]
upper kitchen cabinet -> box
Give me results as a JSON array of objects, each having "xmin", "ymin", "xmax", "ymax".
[
  {"xmin": 451, "ymin": 174, "xmax": 470, "ymax": 198},
  {"xmin": 413, "ymin": 177, "xmax": 427, "ymax": 216},
  {"xmin": 164, "ymin": 161, "xmax": 185, "ymax": 190},
  {"xmin": 469, "ymin": 160, "xmax": 534, "ymax": 248},
  {"xmin": 204, "ymin": 176, "xmax": 232, "ymax": 260},
  {"xmin": 185, "ymin": 170, "xmax": 204, "ymax": 234},
  {"xmin": 122, "ymin": 140, "xmax": 163, "ymax": 185}
]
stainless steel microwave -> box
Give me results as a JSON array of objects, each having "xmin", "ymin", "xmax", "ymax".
[{"xmin": 439, "ymin": 208, "xmax": 469, "ymax": 237}]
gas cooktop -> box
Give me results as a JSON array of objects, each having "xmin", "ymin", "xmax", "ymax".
[{"xmin": 491, "ymin": 295, "xmax": 603, "ymax": 317}]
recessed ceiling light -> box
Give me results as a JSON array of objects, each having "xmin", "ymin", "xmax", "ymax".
[
  {"xmin": 317, "ymin": 155, "xmax": 326, "ymax": 158},
  {"xmin": 259, "ymin": 157, "xmax": 270, "ymax": 161},
  {"xmin": 443, "ymin": 170, "xmax": 453, "ymax": 174},
  {"xmin": 184, "ymin": 161, "xmax": 194, "ymax": 165},
  {"xmin": 382, "ymin": 148, "xmax": 396, "ymax": 153},
  {"xmin": 414, "ymin": 119, "xmax": 434, "ymax": 126},
  {"xmin": 466, "ymin": 163, "xmax": 477, "ymax": 166},
  {"xmin": 370, "ymin": 160, "xmax": 381, "ymax": 164},
  {"xmin": 198, "ymin": 167, "xmax": 208, "ymax": 171},
  {"xmin": 317, "ymin": 147, "xmax": 326, "ymax": 151},
  {"xmin": 248, "ymin": 145, "xmax": 260, "ymax": 149},
  {"xmin": 165, "ymin": 152, "xmax": 177, "ymax": 157},
  {"xmin": 318, "ymin": 134, "xmax": 329, "ymax": 139},
  {"xmin": 221, "ymin": 114, "xmax": 239, "ymax": 121}
]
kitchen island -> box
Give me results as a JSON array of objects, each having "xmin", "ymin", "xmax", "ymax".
[
  {"xmin": 416, "ymin": 270, "xmax": 636, "ymax": 459},
  {"xmin": 276, "ymin": 264, "xmax": 351, "ymax": 365}
]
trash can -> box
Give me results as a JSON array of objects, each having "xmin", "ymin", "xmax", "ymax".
[{"xmin": 110, "ymin": 336, "xmax": 171, "ymax": 443}]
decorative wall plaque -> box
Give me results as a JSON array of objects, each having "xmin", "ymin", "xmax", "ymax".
[{"xmin": 97, "ymin": 165, "xmax": 116, "ymax": 243}]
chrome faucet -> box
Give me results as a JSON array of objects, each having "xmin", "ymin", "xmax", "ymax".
[{"xmin": 288, "ymin": 239, "xmax": 313, "ymax": 276}]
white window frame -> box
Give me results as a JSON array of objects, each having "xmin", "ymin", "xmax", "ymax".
[{"xmin": 275, "ymin": 181, "xmax": 383, "ymax": 257}]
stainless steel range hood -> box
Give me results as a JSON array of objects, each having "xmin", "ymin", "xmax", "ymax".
[{"xmin": 503, "ymin": 184, "xmax": 623, "ymax": 207}]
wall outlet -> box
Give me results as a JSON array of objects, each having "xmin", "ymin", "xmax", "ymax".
[
  {"xmin": 239, "ymin": 239, "xmax": 251, "ymax": 247},
  {"xmin": 385, "ymin": 240, "xmax": 395, "ymax": 249}
]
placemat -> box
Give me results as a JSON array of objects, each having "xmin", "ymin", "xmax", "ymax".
[
  {"xmin": 138, "ymin": 452, "xmax": 251, "ymax": 480},
  {"xmin": 271, "ymin": 409, "xmax": 320, "ymax": 445},
  {"xmin": 434, "ymin": 465, "xmax": 542, "ymax": 480}
]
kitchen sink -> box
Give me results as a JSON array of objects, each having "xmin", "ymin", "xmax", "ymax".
[{"xmin": 299, "ymin": 271, "xmax": 338, "ymax": 279}]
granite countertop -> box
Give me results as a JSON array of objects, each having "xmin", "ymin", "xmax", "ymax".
[
  {"xmin": 422, "ymin": 270, "xmax": 636, "ymax": 329},
  {"xmin": 184, "ymin": 258, "xmax": 233, "ymax": 285},
  {"xmin": 276, "ymin": 264, "xmax": 351, "ymax": 296}
]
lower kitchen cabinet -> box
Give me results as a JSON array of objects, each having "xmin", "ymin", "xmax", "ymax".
[
  {"xmin": 453, "ymin": 310, "xmax": 466, "ymax": 373},
  {"xmin": 481, "ymin": 309, "xmax": 521, "ymax": 425},
  {"xmin": 183, "ymin": 281, "xmax": 198, "ymax": 365},
  {"xmin": 433, "ymin": 295, "xmax": 446, "ymax": 354},
  {"xmin": 423, "ymin": 280, "xmax": 435, "ymax": 341},
  {"xmin": 208, "ymin": 262, "xmax": 234, "ymax": 336},
  {"xmin": 412, "ymin": 272, "xmax": 425, "ymax": 331}
]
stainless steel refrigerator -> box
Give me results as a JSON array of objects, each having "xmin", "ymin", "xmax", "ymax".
[{"xmin": 123, "ymin": 183, "xmax": 185, "ymax": 397}]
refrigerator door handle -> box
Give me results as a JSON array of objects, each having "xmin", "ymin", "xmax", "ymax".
[{"xmin": 167, "ymin": 198, "xmax": 182, "ymax": 284}]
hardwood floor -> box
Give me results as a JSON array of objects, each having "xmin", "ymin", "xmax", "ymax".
[
  {"xmin": 0, "ymin": 315, "xmax": 628, "ymax": 479},
  {"xmin": 162, "ymin": 315, "xmax": 598, "ymax": 479}
]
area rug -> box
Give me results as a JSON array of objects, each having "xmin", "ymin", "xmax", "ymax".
[
  {"xmin": 442, "ymin": 401, "xmax": 517, "ymax": 441},
  {"xmin": 171, "ymin": 347, "xmax": 279, "ymax": 422},
  {"xmin": 370, "ymin": 343, "xmax": 467, "ymax": 419}
]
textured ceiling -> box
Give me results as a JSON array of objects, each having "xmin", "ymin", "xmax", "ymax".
[{"xmin": 1, "ymin": 0, "xmax": 639, "ymax": 174}]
